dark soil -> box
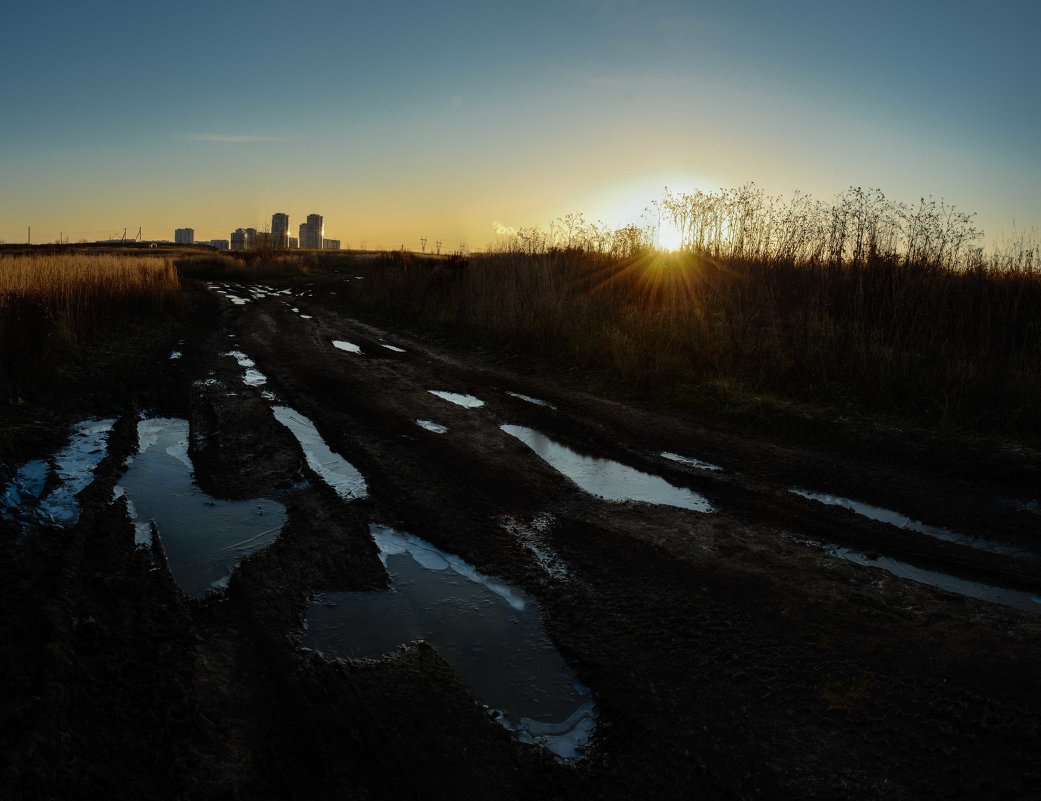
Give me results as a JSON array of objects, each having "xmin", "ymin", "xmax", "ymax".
[{"xmin": 2, "ymin": 276, "xmax": 1040, "ymax": 800}]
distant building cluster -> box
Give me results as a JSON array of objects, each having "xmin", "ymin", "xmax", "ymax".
[{"xmin": 173, "ymin": 211, "xmax": 339, "ymax": 252}]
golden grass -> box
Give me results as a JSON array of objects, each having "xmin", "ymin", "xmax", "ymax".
[
  {"xmin": 0, "ymin": 253, "xmax": 180, "ymax": 334},
  {"xmin": 327, "ymin": 248, "xmax": 1041, "ymax": 438},
  {"xmin": 0, "ymin": 253, "xmax": 181, "ymax": 391}
]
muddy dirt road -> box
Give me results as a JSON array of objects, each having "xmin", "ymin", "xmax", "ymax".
[{"xmin": 3, "ymin": 276, "xmax": 1040, "ymax": 800}]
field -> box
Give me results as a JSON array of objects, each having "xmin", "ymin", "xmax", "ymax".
[
  {"xmin": 0, "ymin": 252, "xmax": 181, "ymax": 399},
  {"xmin": 1, "ymin": 240, "xmax": 1040, "ymax": 800}
]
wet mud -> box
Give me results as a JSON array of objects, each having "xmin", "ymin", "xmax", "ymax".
[{"xmin": 3, "ymin": 276, "xmax": 1041, "ymax": 800}]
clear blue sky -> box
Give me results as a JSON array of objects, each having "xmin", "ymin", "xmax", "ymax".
[{"xmin": 1, "ymin": 0, "xmax": 1037, "ymax": 247}]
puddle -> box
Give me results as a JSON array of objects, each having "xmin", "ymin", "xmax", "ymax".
[
  {"xmin": 223, "ymin": 350, "xmax": 268, "ymax": 387},
  {"xmin": 502, "ymin": 425, "xmax": 714, "ymax": 513},
  {"xmin": 428, "ymin": 390, "xmax": 485, "ymax": 409},
  {"xmin": 169, "ymin": 351, "xmax": 182, "ymax": 360},
  {"xmin": 299, "ymin": 314, "xmax": 313, "ymax": 320},
  {"xmin": 791, "ymin": 489, "xmax": 1035, "ymax": 560},
  {"xmin": 270, "ymin": 406, "xmax": 367, "ymax": 501},
  {"xmin": 303, "ymin": 524, "xmax": 596, "ymax": 759},
  {"xmin": 507, "ymin": 391, "xmax": 554, "ymax": 409},
  {"xmin": 332, "ymin": 340, "xmax": 363, "ymax": 355},
  {"xmin": 114, "ymin": 418, "xmax": 286, "ymax": 595},
  {"xmin": 380, "ymin": 343, "xmax": 406, "ymax": 353},
  {"xmin": 2, "ymin": 419, "xmax": 116, "ymax": 527},
  {"xmin": 661, "ymin": 451, "xmax": 722, "ymax": 472},
  {"xmin": 810, "ymin": 540, "xmax": 1041, "ymax": 615},
  {"xmin": 416, "ymin": 419, "xmax": 448, "ymax": 434}
]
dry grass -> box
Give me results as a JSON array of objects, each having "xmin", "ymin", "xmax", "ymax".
[
  {"xmin": 329, "ymin": 248, "xmax": 1041, "ymax": 439},
  {"xmin": 174, "ymin": 252, "xmax": 313, "ymax": 281},
  {"xmin": 0, "ymin": 253, "xmax": 181, "ymax": 393}
]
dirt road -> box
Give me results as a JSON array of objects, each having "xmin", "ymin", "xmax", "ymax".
[{"xmin": 3, "ymin": 276, "xmax": 1040, "ymax": 800}]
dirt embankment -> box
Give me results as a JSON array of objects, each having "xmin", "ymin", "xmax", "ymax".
[{"xmin": 2, "ymin": 277, "xmax": 1040, "ymax": 800}]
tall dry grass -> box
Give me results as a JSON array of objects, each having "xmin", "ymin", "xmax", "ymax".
[
  {"xmin": 332, "ymin": 247, "xmax": 1041, "ymax": 438},
  {"xmin": 174, "ymin": 252, "xmax": 312, "ymax": 281},
  {"xmin": 0, "ymin": 253, "xmax": 181, "ymax": 392}
]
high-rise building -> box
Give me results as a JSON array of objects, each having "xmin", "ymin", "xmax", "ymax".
[
  {"xmin": 245, "ymin": 228, "xmax": 258, "ymax": 249},
  {"xmin": 322, "ymin": 238, "xmax": 341, "ymax": 251},
  {"xmin": 209, "ymin": 239, "xmax": 230, "ymax": 251},
  {"xmin": 271, "ymin": 213, "xmax": 290, "ymax": 249},
  {"xmin": 307, "ymin": 214, "xmax": 323, "ymax": 249},
  {"xmin": 299, "ymin": 214, "xmax": 324, "ymax": 249},
  {"xmin": 289, "ymin": 236, "xmax": 299, "ymax": 248},
  {"xmin": 231, "ymin": 228, "xmax": 248, "ymax": 250},
  {"xmin": 174, "ymin": 228, "xmax": 194, "ymax": 244}
]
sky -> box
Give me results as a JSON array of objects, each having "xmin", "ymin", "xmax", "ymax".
[{"xmin": 1, "ymin": 0, "xmax": 1038, "ymax": 249}]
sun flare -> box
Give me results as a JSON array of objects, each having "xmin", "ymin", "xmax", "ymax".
[{"xmin": 657, "ymin": 218, "xmax": 683, "ymax": 252}]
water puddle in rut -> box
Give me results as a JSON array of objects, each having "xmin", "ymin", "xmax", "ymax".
[
  {"xmin": 809, "ymin": 540, "xmax": 1041, "ymax": 614},
  {"xmin": 661, "ymin": 451, "xmax": 722, "ymax": 472},
  {"xmin": 115, "ymin": 418, "xmax": 286, "ymax": 596},
  {"xmin": 223, "ymin": 350, "xmax": 268, "ymax": 387},
  {"xmin": 332, "ymin": 340, "xmax": 362, "ymax": 355},
  {"xmin": 380, "ymin": 343, "xmax": 406, "ymax": 353},
  {"xmin": 507, "ymin": 391, "xmax": 554, "ymax": 409},
  {"xmin": 270, "ymin": 406, "xmax": 367, "ymax": 501},
  {"xmin": 2, "ymin": 418, "xmax": 116, "ymax": 527},
  {"xmin": 502, "ymin": 425, "xmax": 713, "ymax": 512},
  {"xmin": 416, "ymin": 420, "xmax": 448, "ymax": 434},
  {"xmin": 428, "ymin": 390, "xmax": 484, "ymax": 408},
  {"xmin": 303, "ymin": 524, "xmax": 596, "ymax": 759},
  {"xmin": 791, "ymin": 489, "xmax": 1035, "ymax": 560}
]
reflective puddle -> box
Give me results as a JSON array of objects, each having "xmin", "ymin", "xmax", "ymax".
[
  {"xmin": 2, "ymin": 418, "xmax": 116, "ymax": 527},
  {"xmin": 332, "ymin": 340, "xmax": 363, "ymax": 355},
  {"xmin": 380, "ymin": 343, "xmax": 406, "ymax": 353},
  {"xmin": 661, "ymin": 451, "xmax": 722, "ymax": 472},
  {"xmin": 270, "ymin": 406, "xmax": 367, "ymax": 501},
  {"xmin": 791, "ymin": 489, "xmax": 1035, "ymax": 560},
  {"xmin": 303, "ymin": 524, "xmax": 596, "ymax": 759},
  {"xmin": 507, "ymin": 391, "xmax": 554, "ymax": 409},
  {"xmin": 223, "ymin": 350, "xmax": 268, "ymax": 387},
  {"xmin": 429, "ymin": 390, "xmax": 484, "ymax": 408},
  {"xmin": 502, "ymin": 425, "xmax": 714, "ymax": 512},
  {"xmin": 115, "ymin": 418, "xmax": 286, "ymax": 596},
  {"xmin": 416, "ymin": 419, "xmax": 448, "ymax": 434},
  {"xmin": 812, "ymin": 541, "xmax": 1041, "ymax": 614}
]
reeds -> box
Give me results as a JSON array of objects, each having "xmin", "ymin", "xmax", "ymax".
[
  {"xmin": 0, "ymin": 253, "xmax": 181, "ymax": 392},
  {"xmin": 333, "ymin": 244, "xmax": 1041, "ymax": 438},
  {"xmin": 175, "ymin": 252, "xmax": 312, "ymax": 281}
]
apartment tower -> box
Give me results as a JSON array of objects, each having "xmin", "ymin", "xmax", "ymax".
[{"xmin": 271, "ymin": 212, "xmax": 290, "ymax": 249}]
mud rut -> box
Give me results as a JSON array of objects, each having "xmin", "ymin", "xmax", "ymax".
[{"xmin": 3, "ymin": 278, "xmax": 1041, "ymax": 801}]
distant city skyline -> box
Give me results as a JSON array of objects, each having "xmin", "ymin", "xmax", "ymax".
[
  {"xmin": 170, "ymin": 211, "xmax": 338, "ymax": 251},
  {"xmin": 2, "ymin": 1, "xmax": 1039, "ymax": 249}
]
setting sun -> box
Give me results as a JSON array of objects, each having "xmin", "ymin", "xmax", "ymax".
[{"xmin": 657, "ymin": 217, "xmax": 684, "ymax": 251}]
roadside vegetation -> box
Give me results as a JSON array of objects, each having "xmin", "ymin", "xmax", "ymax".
[
  {"xmin": 324, "ymin": 185, "xmax": 1041, "ymax": 442},
  {"xmin": 0, "ymin": 252, "xmax": 181, "ymax": 399},
  {"xmin": 175, "ymin": 245, "xmax": 314, "ymax": 282}
]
